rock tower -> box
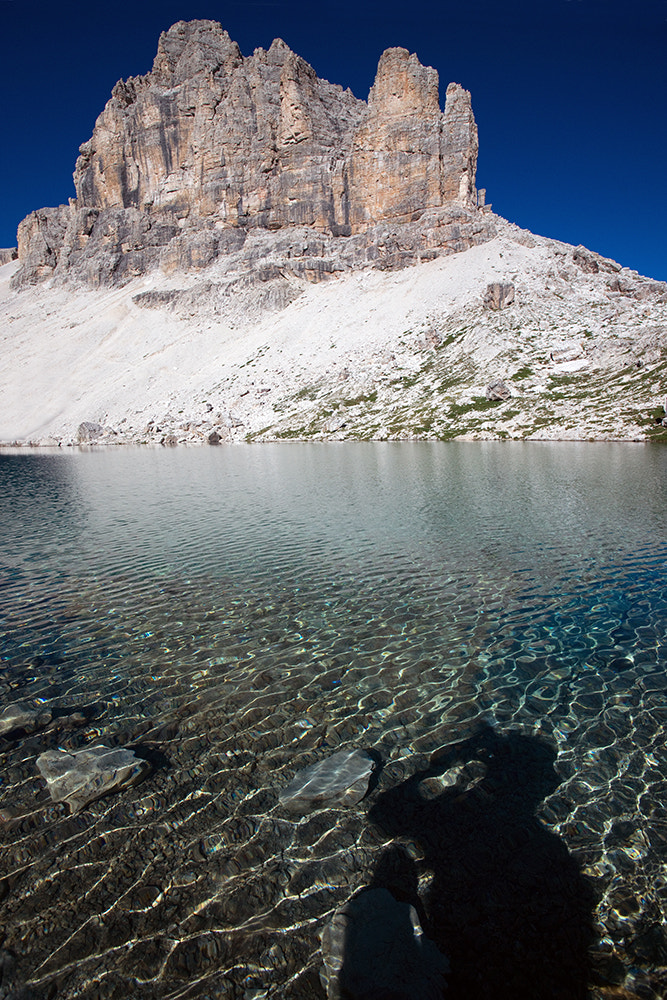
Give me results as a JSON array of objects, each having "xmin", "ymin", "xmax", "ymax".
[{"xmin": 13, "ymin": 20, "xmax": 490, "ymax": 288}]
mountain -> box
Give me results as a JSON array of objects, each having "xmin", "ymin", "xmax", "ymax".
[
  {"xmin": 11, "ymin": 19, "xmax": 489, "ymax": 290},
  {"xmin": 1, "ymin": 19, "xmax": 666, "ymax": 447}
]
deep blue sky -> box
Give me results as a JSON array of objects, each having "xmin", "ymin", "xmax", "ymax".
[{"xmin": 2, "ymin": 0, "xmax": 665, "ymax": 279}]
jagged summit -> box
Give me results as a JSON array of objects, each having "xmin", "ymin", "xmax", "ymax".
[
  {"xmin": 5, "ymin": 20, "xmax": 666, "ymax": 449},
  {"xmin": 12, "ymin": 19, "xmax": 489, "ymax": 289}
]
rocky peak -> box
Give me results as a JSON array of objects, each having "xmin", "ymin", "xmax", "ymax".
[
  {"xmin": 150, "ymin": 19, "xmax": 242, "ymax": 87},
  {"xmin": 12, "ymin": 20, "xmax": 489, "ymax": 289},
  {"xmin": 368, "ymin": 46, "xmax": 440, "ymax": 117}
]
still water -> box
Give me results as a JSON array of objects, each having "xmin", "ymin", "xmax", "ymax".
[{"xmin": 1, "ymin": 443, "xmax": 666, "ymax": 999}]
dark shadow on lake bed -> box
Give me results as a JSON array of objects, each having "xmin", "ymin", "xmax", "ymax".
[{"xmin": 364, "ymin": 725, "xmax": 597, "ymax": 1000}]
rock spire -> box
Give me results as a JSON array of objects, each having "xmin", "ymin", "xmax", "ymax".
[{"xmin": 13, "ymin": 20, "xmax": 489, "ymax": 288}]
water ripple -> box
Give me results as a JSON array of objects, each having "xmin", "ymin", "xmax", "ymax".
[{"xmin": 1, "ymin": 443, "xmax": 667, "ymax": 998}]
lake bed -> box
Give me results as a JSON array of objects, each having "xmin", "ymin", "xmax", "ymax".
[{"xmin": 1, "ymin": 443, "xmax": 666, "ymax": 999}]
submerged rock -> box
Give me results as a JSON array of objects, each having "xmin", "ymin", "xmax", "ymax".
[
  {"xmin": 279, "ymin": 749, "xmax": 375, "ymax": 813},
  {"xmin": 0, "ymin": 947, "xmax": 34, "ymax": 1000},
  {"xmin": 320, "ymin": 887, "xmax": 449, "ymax": 999},
  {"xmin": 36, "ymin": 744, "xmax": 150, "ymax": 813},
  {"xmin": 0, "ymin": 702, "xmax": 52, "ymax": 737}
]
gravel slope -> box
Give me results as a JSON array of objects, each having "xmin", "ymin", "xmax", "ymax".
[{"xmin": 1, "ymin": 216, "xmax": 666, "ymax": 447}]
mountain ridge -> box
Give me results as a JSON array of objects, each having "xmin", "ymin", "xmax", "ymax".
[
  {"xmin": 10, "ymin": 19, "xmax": 490, "ymax": 291},
  {"xmin": 1, "ymin": 20, "xmax": 666, "ymax": 447}
]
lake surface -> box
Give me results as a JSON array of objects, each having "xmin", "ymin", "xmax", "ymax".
[{"xmin": 1, "ymin": 443, "xmax": 666, "ymax": 999}]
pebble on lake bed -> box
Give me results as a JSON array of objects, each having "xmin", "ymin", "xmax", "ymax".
[
  {"xmin": 320, "ymin": 887, "xmax": 449, "ymax": 999},
  {"xmin": 36, "ymin": 744, "xmax": 150, "ymax": 813},
  {"xmin": 279, "ymin": 749, "xmax": 376, "ymax": 813},
  {"xmin": 0, "ymin": 701, "xmax": 52, "ymax": 737}
]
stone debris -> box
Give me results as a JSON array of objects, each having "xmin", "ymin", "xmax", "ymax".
[
  {"xmin": 0, "ymin": 702, "xmax": 52, "ymax": 737},
  {"xmin": 485, "ymin": 380, "xmax": 512, "ymax": 401},
  {"xmin": 77, "ymin": 421, "xmax": 104, "ymax": 442},
  {"xmin": 549, "ymin": 343, "xmax": 585, "ymax": 364},
  {"xmin": 484, "ymin": 281, "xmax": 515, "ymax": 310},
  {"xmin": 36, "ymin": 744, "xmax": 150, "ymax": 813},
  {"xmin": 279, "ymin": 749, "xmax": 375, "ymax": 813},
  {"xmin": 320, "ymin": 887, "xmax": 449, "ymax": 999}
]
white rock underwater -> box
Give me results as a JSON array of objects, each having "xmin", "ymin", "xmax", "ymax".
[
  {"xmin": 279, "ymin": 749, "xmax": 376, "ymax": 813},
  {"xmin": 36, "ymin": 745, "xmax": 150, "ymax": 813}
]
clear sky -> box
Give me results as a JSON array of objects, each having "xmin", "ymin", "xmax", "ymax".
[{"xmin": 1, "ymin": 0, "xmax": 665, "ymax": 280}]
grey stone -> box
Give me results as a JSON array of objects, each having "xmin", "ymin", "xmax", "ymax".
[
  {"xmin": 549, "ymin": 344, "xmax": 584, "ymax": 363},
  {"xmin": 0, "ymin": 702, "xmax": 52, "ymax": 737},
  {"xmin": 36, "ymin": 744, "xmax": 150, "ymax": 813},
  {"xmin": 484, "ymin": 282, "xmax": 515, "ymax": 310},
  {"xmin": 207, "ymin": 431, "xmax": 221, "ymax": 445},
  {"xmin": 279, "ymin": 749, "xmax": 375, "ymax": 813},
  {"xmin": 485, "ymin": 380, "xmax": 512, "ymax": 401},
  {"xmin": 320, "ymin": 887, "xmax": 449, "ymax": 999},
  {"xmin": 572, "ymin": 246, "xmax": 599, "ymax": 274},
  {"xmin": 77, "ymin": 421, "xmax": 104, "ymax": 442},
  {"xmin": 10, "ymin": 205, "xmax": 71, "ymax": 288},
  {"xmin": 0, "ymin": 248, "xmax": 18, "ymax": 265}
]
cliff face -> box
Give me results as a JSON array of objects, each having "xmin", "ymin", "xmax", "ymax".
[{"xmin": 12, "ymin": 19, "xmax": 490, "ymax": 288}]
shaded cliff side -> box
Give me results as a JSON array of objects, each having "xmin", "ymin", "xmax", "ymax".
[{"xmin": 12, "ymin": 19, "xmax": 491, "ymax": 290}]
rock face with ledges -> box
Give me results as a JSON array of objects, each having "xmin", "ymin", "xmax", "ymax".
[
  {"xmin": 11, "ymin": 19, "xmax": 491, "ymax": 289},
  {"xmin": 347, "ymin": 49, "xmax": 478, "ymax": 232}
]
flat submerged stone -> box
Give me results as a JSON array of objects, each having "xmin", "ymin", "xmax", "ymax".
[
  {"xmin": 36, "ymin": 744, "xmax": 149, "ymax": 813},
  {"xmin": 279, "ymin": 749, "xmax": 375, "ymax": 813},
  {"xmin": 0, "ymin": 702, "xmax": 52, "ymax": 737}
]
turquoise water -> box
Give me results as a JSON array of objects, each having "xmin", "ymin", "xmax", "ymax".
[{"xmin": 1, "ymin": 443, "xmax": 666, "ymax": 998}]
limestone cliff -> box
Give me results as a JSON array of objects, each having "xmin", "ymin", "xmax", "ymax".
[{"xmin": 12, "ymin": 19, "xmax": 491, "ymax": 289}]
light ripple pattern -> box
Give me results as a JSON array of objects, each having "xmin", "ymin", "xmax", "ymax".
[{"xmin": 0, "ymin": 442, "xmax": 666, "ymax": 999}]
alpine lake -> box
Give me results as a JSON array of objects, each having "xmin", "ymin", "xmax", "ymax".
[{"xmin": 1, "ymin": 442, "xmax": 667, "ymax": 1000}]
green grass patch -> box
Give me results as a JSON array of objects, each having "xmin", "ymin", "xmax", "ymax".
[
  {"xmin": 293, "ymin": 385, "xmax": 320, "ymax": 401},
  {"xmin": 435, "ymin": 330, "xmax": 465, "ymax": 350},
  {"xmin": 448, "ymin": 397, "xmax": 503, "ymax": 419},
  {"xmin": 548, "ymin": 373, "xmax": 586, "ymax": 388},
  {"xmin": 342, "ymin": 391, "xmax": 378, "ymax": 407},
  {"xmin": 633, "ymin": 405, "xmax": 667, "ymax": 441}
]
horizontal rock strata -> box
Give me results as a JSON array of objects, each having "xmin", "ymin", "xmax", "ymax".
[{"xmin": 12, "ymin": 19, "xmax": 492, "ymax": 289}]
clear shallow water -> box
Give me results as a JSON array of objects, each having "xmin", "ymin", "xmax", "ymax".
[{"xmin": 1, "ymin": 443, "xmax": 666, "ymax": 998}]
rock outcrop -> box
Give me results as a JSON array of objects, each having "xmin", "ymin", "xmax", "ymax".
[
  {"xmin": 484, "ymin": 282, "xmax": 515, "ymax": 310},
  {"xmin": 11, "ymin": 19, "xmax": 491, "ymax": 289}
]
